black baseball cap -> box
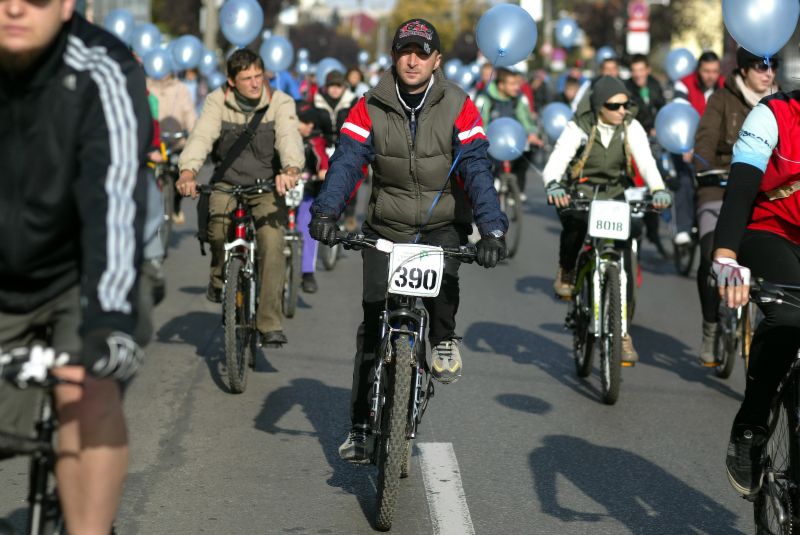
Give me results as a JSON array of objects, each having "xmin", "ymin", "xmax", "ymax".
[{"xmin": 392, "ymin": 19, "xmax": 440, "ymax": 55}]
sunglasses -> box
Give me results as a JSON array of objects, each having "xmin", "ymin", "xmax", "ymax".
[
  {"xmin": 751, "ymin": 61, "xmax": 779, "ymax": 72},
  {"xmin": 603, "ymin": 101, "xmax": 631, "ymax": 111}
]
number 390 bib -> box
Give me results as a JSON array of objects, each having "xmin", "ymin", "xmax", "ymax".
[
  {"xmin": 388, "ymin": 244, "xmax": 444, "ymax": 298},
  {"xmin": 588, "ymin": 200, "xmax": 631, "ymax": 240}
]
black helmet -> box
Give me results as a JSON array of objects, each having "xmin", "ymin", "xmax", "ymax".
[{"xmin": 736, "ymin": 47, "xmax": 779, "ymax": 71}]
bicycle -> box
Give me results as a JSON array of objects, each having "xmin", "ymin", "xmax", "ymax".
[
  {"xmin": 198, "ymin": 182, "xmax": 267, "ymax": 394},
  {"xmin": 564, "ymin": 190, "xmax": 660, "ymax": 405},
  {"xmin": 0, "ymin": 345, "xmax": 81, "ymax": 535},
  {"xmin": 282, "ymin": 180, "xmax": 304, "ymax": 319},
  {"xmin": 494, "ymin": 160, "xmax": 522, "ymax": 259},
  {"xmin": 154, "ymin": 131, "xmax": 185, "ymax": 252},
  {"xmin": 318, "ymin": 217, "xmax": 346, "ymax": 271},
  {"xmin": 711, "ymin": 301, "xmax": 762, "ymax": 379},
  {"xmin": 742, "ymin": 279, "xmax": 800, "ymax": 534},
  {"xmin": 331, "ymin": 232, "xmax": 477, "ymax": 531}
]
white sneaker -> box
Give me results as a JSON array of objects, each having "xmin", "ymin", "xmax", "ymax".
[{"xmin": 673, "ymin": 231, "xmax": 691, "ymax": 246}]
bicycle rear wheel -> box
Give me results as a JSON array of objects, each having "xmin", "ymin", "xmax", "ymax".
[
  {"xmin": 498, "ymin": 174, "xmax": 522, "ymax": 259},
  {"xmin": 673, "ymin": 238, "xmax": 697, "ymax": 277},
  {"xmin": 572, "ymin": 258, "xmax": 594, "ymax": 378},
  {"xmin": 754, "ymin": 380, "xmax": 800, "ymax": 534},
  {"xmin": 282, "ymin": 239, "xmax": 301, "ymax": 319},
  {"xmin": 375, "ymin": 334, "xmax": 414, "ymax": 532},
  {"xmin": 224, "ymin": 258, "xmax": 253, "ymax": 393},
  {"xmin": 600, "ymin": 264, "xmax": 622, "ymax": 405}
]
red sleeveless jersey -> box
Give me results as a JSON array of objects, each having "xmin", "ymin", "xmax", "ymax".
[{"xmin": 748, "ymin": 92, "xmax": 800, "ymax": 244}]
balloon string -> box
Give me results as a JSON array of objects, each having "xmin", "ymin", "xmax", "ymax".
[
  {"xmin": 692, "ymin": 153, "xmax": 710, "ymax": 167},
  {"xmin": 415, "ymin": 51, "xmax": 503, "ymax": 243}
]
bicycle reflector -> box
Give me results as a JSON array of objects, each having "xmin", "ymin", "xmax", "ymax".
[{"xmin": 235, "ymin": 207, "xmax": 246, "ymax": 239}]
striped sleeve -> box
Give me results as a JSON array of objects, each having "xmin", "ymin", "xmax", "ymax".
[
  {"xmin": 340, "ymin": 97, "xmax": 372, "ymax": 143},
  {"xmin": 65, "ymin": 34, "xmax": 150, "ymax": 336},
  {"xmin": 454, "ymin": 97, "xmax": 487, "ymax": 144}
]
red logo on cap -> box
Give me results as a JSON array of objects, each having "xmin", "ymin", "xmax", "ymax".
[{"xmin": 399, "ymin": 21, "xmax": 433, "ymax": 41}]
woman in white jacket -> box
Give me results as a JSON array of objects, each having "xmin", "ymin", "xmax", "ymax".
[{"xmin": 542, "ymin": 76, "xmax": 672, "ymax": 362}]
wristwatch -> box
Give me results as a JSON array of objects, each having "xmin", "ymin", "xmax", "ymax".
[{"xmin": 489, "ymin": 230, "xmax": 504, "ymax": 239}]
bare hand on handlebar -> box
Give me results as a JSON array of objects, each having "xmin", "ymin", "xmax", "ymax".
[{"xmin": 176, "ymin": 170, "xmax": 198, "ymax": 199}]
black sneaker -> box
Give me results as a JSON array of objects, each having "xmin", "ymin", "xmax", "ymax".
[
  {"xmin": 338, "ymin": 425, "xmax": 372, "ymax": 464},
  {"xmin": 301, "ymin": 273, "xmax": 318, "ymax": 294},
  {"xmin": 206, "ymin": 283, "xmax": 222, "ymax": 304},
  {"xmin": 725, "ymin": 423, "xmax": 768, "ymax": 496},
  {"xmin": 259, "ymin": 330, "xmax": 288, "ymax": 347}
]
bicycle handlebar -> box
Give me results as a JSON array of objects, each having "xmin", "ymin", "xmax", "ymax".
[
  {"xmin": 558, "ymin": 196, "xmax": 662, "ymax": 214},
  {"xmin": 751, "ymin": 278, "xmax": 800, "ymax": 304},
  {"xmin": 0, "ymin": 346, "xmax": 79, "ymax": 388},
  {"xmin": 197, "ymin": 182, "xmax": 271, "ymax": 196},
  {"xmin": 331, "ymin": 232, "xmax": 479, "ymax": 263}
]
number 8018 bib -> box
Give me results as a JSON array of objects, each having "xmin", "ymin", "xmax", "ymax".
[
  {"xmin": 388, "ymin": 244, "xmax": 444, "ymax": 298},
  {"xmin": 588, "ymin": 200, "xmax": 631, "ymax": 240}
]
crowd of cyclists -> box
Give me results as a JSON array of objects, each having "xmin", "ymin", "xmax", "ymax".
[{"xmin": 2, "ymin": 0, "xmax": 800, "ymax": 532}]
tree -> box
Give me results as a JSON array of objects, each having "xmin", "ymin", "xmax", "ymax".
[
  {"xmin": 389, "ymin": 0, "xmax": 489, "ymax": 58},
  {"xmin": 288, "ymin": 22, "xmax": 361, "ymax": 66}
]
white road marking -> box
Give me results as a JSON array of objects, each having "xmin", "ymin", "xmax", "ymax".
[{"xmin": 417, "ymin": 442, "xmax": 476, "ymax": 535}]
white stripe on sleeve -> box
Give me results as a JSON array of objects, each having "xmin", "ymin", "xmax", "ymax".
[
  {"xmin": 341, "ymin": 121, "xmax": 370, "ymax": 140},
  {"xmin": 457, "ymin": 126, "xmax": 485, "ymax": 141}
]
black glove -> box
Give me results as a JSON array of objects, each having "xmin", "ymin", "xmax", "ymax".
[
  {"xmin": 476, "ymin": 235, "xmax": 507, "ymax": 268},
  {"xmin": 309, "ymin": 213, "xmax": 338, "ymax": 245},
  {"xmin": 83, "ymin": 329, "xmax": 143, "ymax": 381}
]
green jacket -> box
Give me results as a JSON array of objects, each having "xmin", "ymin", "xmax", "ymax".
[{"xmin": 476, "ymin": 82, "xmax": 537, "ymax": 133}]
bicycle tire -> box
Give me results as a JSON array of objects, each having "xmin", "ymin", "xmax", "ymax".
[
  {"xmin": 754, "ymin": 380, "xmax": 800, "ymax": 534},
  {"xmin": 600, "ymin": 264, "xmax": 622, "ymax": 405},
  {"xmin": 714, "ymin": 314, "xmax": 738, "ymax": 380},
  {"xmin": 283, "ymin": 239, "xmax": 301, "ymax": 319},
  {"xmin": 375, "ymin": 334, "xmax": 414, "ymax": 532},
  {"xmin": 572, "ymin": 257, "xmax": 594, "ymax": 378},
  {"xmin": 742, "ymin": 303, "xmax": 764, "ymax": 371},
  {"xmin": 224, "ymin": 258, "xmax": 252, "ymax": 393},
  {"xmin": 400, "ymin": 440, "xmax": 412, "ymax": 479},
  {"xmin": 158, "ymin": 172, "xmax": 175, "ymax": 252},
  {"xmin": 320, "ymin": 242, "xmax": 341, "ymax": 271},
  {"xmin": 499, "ymin": 174, "xmax": 523, "ymax": 259}
]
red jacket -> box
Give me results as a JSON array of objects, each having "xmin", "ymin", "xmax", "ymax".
[
  {"xmin": 680, "ymin": 72, "xmax": 725, "ymax": 116},
  {"xmin": 747, "ymin": 92, "xmax": 800, "ymax": 244}
]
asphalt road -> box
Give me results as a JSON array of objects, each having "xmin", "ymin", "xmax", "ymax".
[{"xmin": 1, "ymin": 176, "xmax": 753, "ymax": 534}]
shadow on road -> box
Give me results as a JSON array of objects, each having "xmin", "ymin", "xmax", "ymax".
[
  {"xmin": 496, "ymin": 393, "xmax": 552, "ymax": 415},
  {"xmin": 630, "ymin": 324, "xmax": 744, "ymax": 401},
  {"xmin": 516, "ymin": 276, "xmax": 557, "ymax": 297},
  {"xmin": 530, "ymin": 435, "xmax": 745, "ymax": 534},
  {"xmin": 178, "ymin": 285, "xmax": 206, "ymax": 295},
  {"xmin": 463, "ymin": 321, "xmax": 599, "ymax": 402},
  {"xmin": 254, "ymin": 378, "xmax": 376, "ymax": 524},
  {"xmin": 156, "ymin": 311, "xmax": 278, "ymax": 394},
  {"xmin": 1, "ymin": 508, "xmax": 25, "ymax": 533}
]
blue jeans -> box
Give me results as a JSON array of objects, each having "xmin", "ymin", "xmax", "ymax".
[{"xmin": 671, "ymin": 155, "xmax": 695, "ymax": 235}]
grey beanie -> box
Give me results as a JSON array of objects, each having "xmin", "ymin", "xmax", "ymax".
[{"xmin": 590, "ymin": 76, "xmax": 629, "ymax": 110}]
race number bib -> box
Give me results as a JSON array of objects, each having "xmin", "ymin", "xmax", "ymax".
[
  {"xmin": 284, "ymin": 181, "xmax": 305, "ymax": 208},
  {"xmin": 588, "ymin": 200, "xmax": 631, "ymax": 240},
  {"xmin": 388, "ymin": 244, "xmax": 444, "ymax": 298}
]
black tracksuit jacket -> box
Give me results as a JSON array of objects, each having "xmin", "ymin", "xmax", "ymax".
[{"xmin": 0, "ymin": 14, "xmax": 151, "ymax": 338}]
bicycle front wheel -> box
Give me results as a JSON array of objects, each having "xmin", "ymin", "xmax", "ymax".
[
  {"xmin": 158, "ymin": 172, "xmax": 175, "ymax": 252},
  {"xmin": 498, "ymin": 174, "xmax": 523, "ymax": 259},
  {"xmin": 375, "ymin": 334, "xmax": 414, "ymax": 532},
  {"xmin": 754, "ymin": 381, "xmax": 800, "ymax": 534},
  {"xmin": 282, "ymin": 239, "xmax": 301, "ymax": 319},
  {"xmin": 572, "ymin": 258, "xmax": 594, "ymax": 378},
  {"xmin": 320, "ymin": 242, "xmax": 341, "ymax": 271},
  {"xmin": 224, "ymin": 258, "xmax": 253, "ymax": 393},
  {"xmin": 714, "ymin": 312, "xmax": 738, "ymax": 380},
  {"xmin": 673, "ymin": 239, "xmax": 697, "ymax": 277},
  {"xmin": 600, "ymin": 264, "xmax": 622, "ymax": 405}
]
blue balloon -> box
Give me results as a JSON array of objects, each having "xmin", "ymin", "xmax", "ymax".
[
  {"xmin": 171, "ymin": 35, "xmax": 204, "ymax": 71},
  {"xmin": 456, "ymin": 66, "xmax": 476, "ymax": 89},
  {"xmin": 664, "ymin": 48, "xmax": 697, "ymax": 82},
  {"xmin": 723, "ymin": 0, "xmax": 800, "ymax": 58},
  {"xmin": 541, "ymin": 102, "xmax": 573, "ymax": 140},
  {"xmin": 377, "ymin": 54, "xmax": 391, "ymax": 70},
  {"xmin": 261, "ymin": 29, "xmax": 272, "ymax": 41},
  {"xmin": 131, "ymin": 23, "xmax": 161, "ymax": 57},
  {"xmin": 555, "ymin": 18, "xmax": 579, "ymax": 48},
  {"xmin": 296, "ymin": 59, "xmax": 311, "ymax": 75},
  {"xmin": 595, "ymin": 46, "xmax": 616, "ymax": 66},
  {"xmin": 199, "ymin": 49, "xmax": 220, "ymax": 77},
  {"xmin": 103, "ymin": 9, "xmax": 134, "ymax": 45},
  {"xmin": 143, "ymin": 49, "xmax": 173, "ymax": 81},
  {"xmin": 207, "ymin": 71, "xmax": 228, "ymax": 91},
  {"xmin": 476, "ymin": 4, "xmax": 537, "ymax": 67},
  {"xmin": 487, "ymin": 117, "xmax": 528, "ymax": 161},
  {"xmin": 655, "ymin": 102, "xmax": 700, "ymax": 153},
  {"xmin": 469, "ymin": 63, "xmax": 481, "ymax": 76},
  {"xmin": 260, "ymin": 36, "xmax": 294, "ymax": 72},
  {"xmin": 358, "ymin": 50, "xmax": 370, "ymax": 65},
  {"xmin": 444, "ymin": 59, "xmax": 463, "ymax": 80},
  {"xmin": 297, "ymin": 48, "xmax": 309, "ymax": 60},
  {"xmin": 220, "ymin": 0, "xmax": 264, "ymax": 47},
  {"xmin": 316, "ymin": 58, "xmax": 345, "ymax": 84}
]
